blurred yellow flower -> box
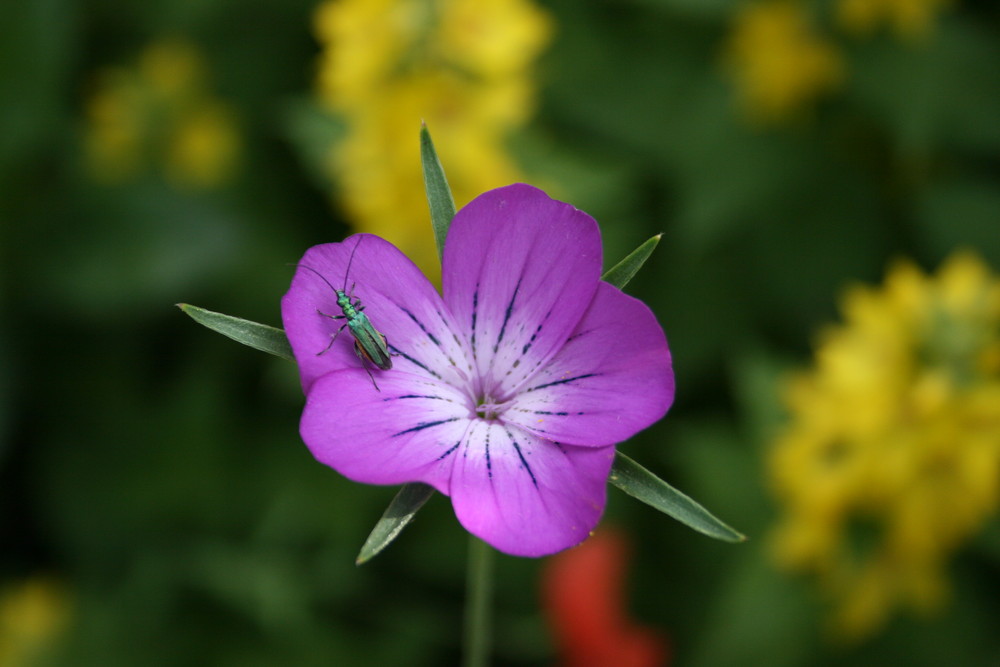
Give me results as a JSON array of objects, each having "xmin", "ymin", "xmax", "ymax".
[
  {"xmin": 836, "ymin": 0, "xmax": 951, "ymax": 39},
  {"xmin": 0, "ymin": 577, "xmax": 70, "ymax": 666},
  {"xmin": 769, "ymin": 250, "xmax": 1000, "ymax": 640},
  {"xmin": 166, "ymin": 103, "xmax": 241, "ymax": 188},
  {"xmin": 314, "ymin": 0, "xmax": 552, "ymax": 278},
  {"xmin": 723, "ymin": 1, "xmax": 844, "ymax": 124},
  {"xmin": 84, "ymin": 39, "xmax": 240, "ymax": 189}
]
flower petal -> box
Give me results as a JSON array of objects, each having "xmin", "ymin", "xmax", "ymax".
[
  {"xmin": 299, "ymin": 369, "xmax": 474, "ymax": 491},
  {"xmin": 504, "ymin": 282, "xmax": 674, "ymax": 447},
  {"xmin": 442, "ymin": 184, "xmax": 603, "ymax": 400},
  {"xmin": 282, "ymin": 234, "xmax": 474, "ymax": 393},
  {"xmin": 449, "ymin": 422, "xmax": 615, "ymax": 557}
]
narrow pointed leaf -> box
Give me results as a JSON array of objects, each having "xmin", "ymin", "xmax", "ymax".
[
  {"xmin": 356, "ymin": 483, "xmax": 436, "ymax": 565},
  {"xmin": 610, "ymin": 452, "xmax": 746, "ymax": 543},
  {"xmin": 178, "ymin": 304, "xmax": 294, "ymax": 362},
  {"xmin": 420, "ymin": 123, "xmax": 456, "ymax": 260},
  {"xmin": 602, "ymin": 234, "xmax": 662, "ymax": 289}
]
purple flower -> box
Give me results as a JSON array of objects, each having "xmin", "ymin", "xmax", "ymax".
[{"xmin": 281, "ymin": 184, "xmax": 674, "ymax": 556}]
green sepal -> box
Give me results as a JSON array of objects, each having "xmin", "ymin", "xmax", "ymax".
[
  {"xmin": 602, "ymin": 234, "xmax": 662, "ymax": 289},
  {"xmin": 420, "ymin": 123, "xmax": 456, "ymax": 262},
  {"xmin": 177, "ymin": 304, "xmax": 294, "ymax": 362},
  {"xmin": 356, "ymin": 483, "xmax": 436, "ymax": 565},
  {"xmin": 609, "ymin": 452, "xmax": 746, "ymax": 543}
]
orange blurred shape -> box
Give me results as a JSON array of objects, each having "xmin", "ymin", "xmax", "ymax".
[{"xmin": 541, "ymin": 528, "xmax": 669, "ymax": 667}]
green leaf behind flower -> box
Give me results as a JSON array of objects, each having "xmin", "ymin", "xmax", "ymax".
[
  {"xmin": 177, "ymin": 304, "xmax": 294, "ymax": 361},
  {"xmin": 420, "ymin": 124, "xmax": 456, "ymax": 262},
  {"xmin": 356, "ymin": 483, "xmax": 436, "ymax": 565},
  {"xmin": 610, "ymin": 451, "xmax": 746, "ymax": 542},
  {"xmin": 602, "ymin": 234, "xmax": 662, "ymax": 289}
]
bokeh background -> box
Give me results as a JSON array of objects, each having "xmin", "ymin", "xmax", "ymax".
[{"xmin": 2, "ymin": 0, "xmax": 999, "ymax": 664}]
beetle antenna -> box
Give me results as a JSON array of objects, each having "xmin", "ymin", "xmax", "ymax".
[{"xmin": 295, "ymin": 263, "xmax": 341, "ymax": 295}]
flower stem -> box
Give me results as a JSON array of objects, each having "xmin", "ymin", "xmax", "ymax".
[{"xmin": 463, "ymin": 536, "xmax": 494, "ymax": 667}]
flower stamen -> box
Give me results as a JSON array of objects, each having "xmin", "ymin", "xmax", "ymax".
[{"xmin": 475, "ymin": 396, "xmax": 508, "ymax": 421}]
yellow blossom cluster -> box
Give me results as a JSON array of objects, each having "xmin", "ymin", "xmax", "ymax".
[
  {"xmin": 722, "ymin": 0, "xmax": 952, "ymax": 123},
  {"xmin": 0, "ymin": 577, "xmax": 69, "ymax": 666},
  {"xmin": 836, "ymin": 0, "xmax": 952, "ymax": 40},
  {"xmin": 723, "ymin": 1, "xmax": 844, "ymax": 124},
  {"xmin": 84, "ymin": 40, "xmax": 240, "ymax": 189},
  {"xmin": 769, "ymin": 251, "xmax": 1000, "ymax": 640},
  {"xmin": 313, "ymin": 0, "xmax": 552, "ymax": 277}
]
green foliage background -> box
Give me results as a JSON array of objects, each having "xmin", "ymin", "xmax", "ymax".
[{"xmin": 2, "ymin": 0, "xmax": 999, "ymax": 664}]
